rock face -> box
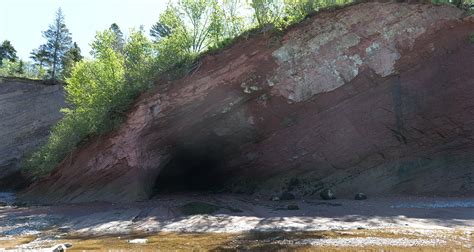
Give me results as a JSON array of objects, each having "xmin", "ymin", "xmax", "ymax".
[
  {"xmin": 0, "ymin": 78, "xmax": 65, "ymax": 189},
  {"xmin": 21, "ymin": 3, "xmax": 474, "ymax": 203}
]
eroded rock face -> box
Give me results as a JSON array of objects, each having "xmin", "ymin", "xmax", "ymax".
[
  {"xmin": 20, "ymin": 3, "xmax": 474, "ymax": 203},
  {"xmin": 271, "ymin": 3, "xmax": 463, "ymax": 101},
  {"xmin": 0, "ymin": 78, "xmax": 65, "ymax": 189}
]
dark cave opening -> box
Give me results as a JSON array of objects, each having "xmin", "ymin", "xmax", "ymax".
[{"xmin": 152, "ymin": 144, "xmax": 229, "ymax": 194}]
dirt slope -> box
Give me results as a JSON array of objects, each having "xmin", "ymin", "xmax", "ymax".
[{"xmin": 20, "ymin": 2, "xmax": 474, "ymax": 203}]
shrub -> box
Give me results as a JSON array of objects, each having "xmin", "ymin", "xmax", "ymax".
[{"xmin": 22, "ymin": 29, "xmax": 157, "ymax": 178}]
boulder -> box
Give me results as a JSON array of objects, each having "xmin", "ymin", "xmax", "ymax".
[
  {"xmin": 355, "ymin": 193, "xmax": 368, "ymax": 200},
  {"xmin": 287, "ymin": 204, "xmax": 300, "ymax": 210},
  {"xmin": 279, "ymin": 192, "xmax": 296, "ymax": 201},
  {"xmin": 320, "ymin": 189, "xmax": 336, "ymax": 200}
]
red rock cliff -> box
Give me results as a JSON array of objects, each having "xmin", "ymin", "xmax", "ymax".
[{"xmin": 21, "ymin": 2, "xmax": 474, "ymax": 203}]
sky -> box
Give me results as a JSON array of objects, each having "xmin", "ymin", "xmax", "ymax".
[{"xmin": 0, "ymin": 0, "xmax": 169, "ymax": 60}]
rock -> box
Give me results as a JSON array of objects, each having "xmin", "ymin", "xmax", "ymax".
[
  {"xmin": 51, "ymin": 243, "xmax": 72, "ymax": 252},
  {"xmin": 20, "ymin": 3, "xmax": 474, "ymax": 204},
  {"xmin": 180, "ymin": 202, "xmax": 220, "ymax": 215},
  {"xmin": 355, "ymin": 193, "xmax": 368, "ymax": 200},
  {"xmin": 270, "ymin": 195, "xmax": 281, "ymax": 201},
  {"xmin": 0, "ymin": 201, "xmax": 7, "ymax": 207},
  {"xmin": 0, "ymin": 77, "xmax": 65, "ymax": 189},
  {"xmin": 287, "ymin": 204, "xmax": 300, "ymax": 210},
  {"xmin": 12, "ymin": 202, "xmax": 27, "ymax": 207},
  {"xmin": 320, "ymin": 189, "xmax": 336, "ymax": 200},
  {"xmin": 128, "ymin": 239, "xmax": 148, "ymax": 244},
  {"xmin": 279, "ymin": 192, "xmax": 296, "ymax": 201}
]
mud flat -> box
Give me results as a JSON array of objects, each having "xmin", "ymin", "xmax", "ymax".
[{"xmin": 0, "ymin": 194, "xmax": 473, "ymax": 250}]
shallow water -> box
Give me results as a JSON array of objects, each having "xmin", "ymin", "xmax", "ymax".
[
  {"xmin": 392, "ymin": 199, "xmax": 474, "ymax": 209},
  {"xmin": 1, "ymin": 230, "xmax": 472, "ymax": 251},
  {"xmin": 0, "ymin": 192, "xmax": 16, "ymax": 205},
  {"xmin": 1, "ymin": 194, "xmax": 473, "ymax": 250}
]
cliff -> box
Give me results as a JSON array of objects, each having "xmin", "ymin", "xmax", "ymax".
[
  {"xmin": 0, "ymin": 77, "xmax": 65, "ymax": 189},
  {"xmin": 21, "ymin": 3, "xmax": 474, "ymax": 203}
]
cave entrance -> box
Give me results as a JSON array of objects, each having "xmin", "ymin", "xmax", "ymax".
[{"xmin": 152, "ymin": 143, "xmax": 229, "ymax": 194}]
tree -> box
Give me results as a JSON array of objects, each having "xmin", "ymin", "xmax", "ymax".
[
  {"xmin": 30, "ymin": 45, "xmax": 50, "ymax": 67},
  {"xmin": 150, "ymin": 22, "xmax": 172, "ymax": 41},
  {"xmin": 250, "ymin": 0, "xmax": 284, "ymax": 27},
  {"xmin": 36, "ymin": 8, "xmax": 73, "ymax": 80},
  {"xmin": 221, "ymin": 0, "xmax": 247, "ymax": 38},
  {"xmin": 0, "ymin": 40, "xmax": 18, "ymax": 66},
  {"xmin": 0, "ymin": 59, "xmax": 42, "ymax": 79},
  {"xmin": 180, "ymin": 0, "xmax": 224, "ymax": 53},
  {"xmin": 16, "ymin": 60, "xmax": 24, "ymax": 75},
  {"xmin": 151, "ymin": 0, "xmax": 225, "ymax": 54},
  {"xmin": 109, "ymin": 23, "xmax": 125, "ymax": 52},
  {"xmin": 62, "ymin": 42, "xmax": 83, "ymax": 79}
]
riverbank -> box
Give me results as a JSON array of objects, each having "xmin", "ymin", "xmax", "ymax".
[{"xmin": 1, "ymin": 193, "xmax": 473, "ymax": 250}]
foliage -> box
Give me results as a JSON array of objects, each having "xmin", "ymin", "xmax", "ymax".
[
  {"xmin": 31, "ymin": 8, "xmax": 73, "ymax": 81},
  {"xmin": 151, "ymin": 0, "xmax": 226, "ymax": 54},
  {"xmin": 221, "ymin": 0, "xmax": 248, "ymax": 38},
  {"xmin": 22, "ymin": 29, "xmax": 156, "ymax": 178},
  {"xmin": 62, "ymin": 42, "xmax": 83, "ymax": 79},
  {"xmin": 0, "ymin": 40, "xmax": 18, "ymax": 65},
  {"xmin": 469, "ymin": 32, "xmax": 474, "ymax": 43},
  {"xmin": 30, "ymin": 45, "xmax": 50, "ymax": 69},
  {"xmin": 0, "ymin": 59, "xmax": 44, "ymax": 79},
  {"xmin": 249, "ymin": 0, "xmax": 285, "ymax": 27},
  {"xmin": 110, "ymin": 23, "xmax": 125, "ymax": 52}
]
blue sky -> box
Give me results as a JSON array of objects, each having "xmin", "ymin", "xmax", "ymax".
[{"xmin": 1, "ymin": 0, "xmax": 168, "ymax": 60}]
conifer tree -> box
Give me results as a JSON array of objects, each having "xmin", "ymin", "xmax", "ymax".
[
  {"xmin": 36, "ymin": 8, "xmax": 73, "ymax": 80},
  {"xmin": 0, "ymin": 40, "xmax": 18, "ymax": 66},
  {"xmin": 62, "ymin": 42, "xmax": 83, "ymax": 79},
  {"xmin": 110, "ymin": 23, "xmax": 125, "ymax": 52}
]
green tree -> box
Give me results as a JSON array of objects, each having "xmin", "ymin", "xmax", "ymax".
[
  {"xmin": 0, "ymin": 59, "xmax": 42, "ymax": 79},
  {"xmin": 16, "ymin": 60, "xmax": 24, "ymax": 75},
  {"xmin": 23, "ymin": 29, "xmax": 158, "ymax": 177},
  {"xmin": 62, "ymin": 42, "xmax": 83, "ymax": 79},
  {"xmin": 37, "ymin": 8, "xmax": 73, "ymax": 80},
  {"xmin": 0, "ymin": 40, "xmax": 18, "ymax": 66},
  {"xmin": 249, "ymin": 0, "xmax": 284, "ymax": 27},
  {"xmin": 109, "ymin": 23, "xmax": 125, "ymax": 52},
  {"xmin": 150, "ymin": 22, "xmax": 172, "ymax": 41},
  {"xmin": 30, "ymin": 45, "xmax": 50, "ymax": 67},
  {"xmin": 152, "ymin": 0, "xmax": 224, "ymax": 54},
  {"xmin": 221, "ymin": 0, "xmax": 248, "ymax": 38},
  {"xmin": 30, "ymin": 45, "xmax": 50, "ymax": 79}
]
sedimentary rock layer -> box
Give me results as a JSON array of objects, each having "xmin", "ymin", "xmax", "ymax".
[
  {"xmin": 21, "ymin": 3, "xmax": 474, "ymax": 203},
  {"xmin": 0, "ymin": 78, "xmax": 65, "ymax": 189}
]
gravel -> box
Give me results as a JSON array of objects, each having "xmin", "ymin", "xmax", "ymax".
[
  {"xmin": 391, "ymin": 199, "xmax": 474, "ymax": 209},
  {"xmin": 272, "ymin": 237, "xmax": 447, "ymax": 247}
]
